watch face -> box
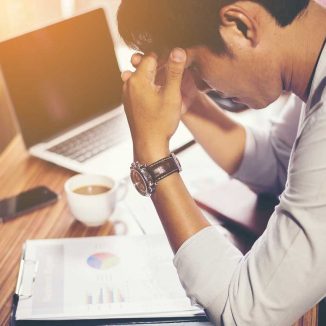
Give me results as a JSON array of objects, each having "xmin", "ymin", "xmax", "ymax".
[{"xmin": 130, "ymin": 169, "xmax": 149, "ymax": 196}]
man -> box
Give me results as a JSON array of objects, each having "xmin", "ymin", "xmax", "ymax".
[{"xmin": 117, "ymin": 0, "xmax": 326, "ymax": 325}]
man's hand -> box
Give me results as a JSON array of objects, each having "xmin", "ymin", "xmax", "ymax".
[
  {"xmin": 121, "ymin": 48, "xmax": 187, "ymax": 163},
  {"xmin": 129, "ymin": 52, "xmax": 201, "ymax": 115}
]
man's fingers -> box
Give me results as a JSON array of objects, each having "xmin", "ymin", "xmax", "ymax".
[
  {"xmin": 155, "ymin": 64, "xmax": 167, "ymax": 86},
  {"xmin": 134, "ymin": 53, "xmax": 158, "ymax": 82},
  {"xmin": 121, "ymin": 70, "xmax": 133, "ymax": 82},
  {"xmin": 163, "ymin": 48, "xmax": 187, "ymax": 97},
  {"xmin": 131, "ymin": 53, "xmax": 143, "ymax": 68}
]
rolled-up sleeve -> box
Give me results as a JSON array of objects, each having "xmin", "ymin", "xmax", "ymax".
[
  {"xmin": 233, "ymin": 95, "xmax": 303, "ymax": 195},
  {"xmin": 174, "ymin": 99, "xmax": 326, "ymax": 325}
]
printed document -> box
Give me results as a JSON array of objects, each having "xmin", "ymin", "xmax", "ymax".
[{"xmin": 16, "ymin": 235, "xmax": 204, "ymax": 320}]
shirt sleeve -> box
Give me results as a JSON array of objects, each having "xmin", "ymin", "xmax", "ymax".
[
  {"xmin": 174, "ymin": 99, "xmax": 326, "ymax": 326},
  {"xmin": 232, "ymin": 95, "xmax": 303, "ymax": 195}
]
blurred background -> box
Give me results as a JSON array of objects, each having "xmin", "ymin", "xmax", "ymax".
[
  {"xmin": 0, "ymin": 0, "xmax": 126, "ymax": 153},
  {"xmin": 0, "ymin": 0, "xmax": 325, "ymax": 154}
]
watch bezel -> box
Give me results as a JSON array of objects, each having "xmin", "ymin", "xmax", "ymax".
[{"xmin": 130, "ymin": 162, "xmax": 156, "ymax": 196}]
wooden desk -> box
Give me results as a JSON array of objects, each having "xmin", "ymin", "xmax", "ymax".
[{"xmin": 0, "ymin": 136, "xmax": 319, "ymax": 325}]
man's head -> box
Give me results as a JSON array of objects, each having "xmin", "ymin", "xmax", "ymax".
[{"xmin": 118, "ymin": 0, "xmax": 310, "ymax": 108}]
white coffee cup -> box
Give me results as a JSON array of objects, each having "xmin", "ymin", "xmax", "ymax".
[{"xmin": 64, "ymin": 174, "xmax": 127, "ymax": 227}]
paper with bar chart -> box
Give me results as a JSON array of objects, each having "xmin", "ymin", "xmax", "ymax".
[{"xmin": 16, "ymin": 235, "xmax": 204, "ymax": 320}]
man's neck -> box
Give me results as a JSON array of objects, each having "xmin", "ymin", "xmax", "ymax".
[{"xmin": 282, "ymin": 1, "xmax": 326, "ymax": 102}]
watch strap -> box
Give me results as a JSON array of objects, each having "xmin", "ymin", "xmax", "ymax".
[{"xmin": 148, "ymin": 153, "xmax": 181, "ymax": 183}]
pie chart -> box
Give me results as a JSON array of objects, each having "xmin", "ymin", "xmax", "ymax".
[{"xmin": 87, "ymin": 252, "xmax": 119, "ymax": 270}]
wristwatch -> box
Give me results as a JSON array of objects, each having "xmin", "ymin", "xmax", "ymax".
[{"xmin": 130, "ymin": 153, "xmax": 182, "ymax": 196}]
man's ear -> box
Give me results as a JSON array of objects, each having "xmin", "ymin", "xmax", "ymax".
[{"xmin": 219, "ymin": 5, "xmax": 260, "ymax": 47}]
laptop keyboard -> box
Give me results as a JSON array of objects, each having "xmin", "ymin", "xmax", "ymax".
[{"xmin": 48, "ymin": 115, "xmax": 129, "ymax": 163}]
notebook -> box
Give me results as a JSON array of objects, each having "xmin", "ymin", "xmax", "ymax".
[{"xmin": 0, "ymin": 8, "xmax": 192, "ymax": 180}]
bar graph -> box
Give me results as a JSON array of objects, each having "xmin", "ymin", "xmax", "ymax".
[{"xmin": 86, "ymin": 287, "xmax": 125, "ymax": 305}]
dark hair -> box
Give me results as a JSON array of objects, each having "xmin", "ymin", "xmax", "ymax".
[{"xmin": 117, "ymin": 0, "xmax": 309, "ymax": 55}]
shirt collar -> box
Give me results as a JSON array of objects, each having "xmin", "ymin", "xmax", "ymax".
[{"xmin": 307, "ymin": 40, "xmax": 326, "ymax": 108}]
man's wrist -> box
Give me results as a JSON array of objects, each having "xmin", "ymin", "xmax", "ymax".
[
  {"xmin": 181, "ymin": 92, "xmax": 206, "ymax": 119},
  {"xmin": 133, "ymin": 143, "xmax": 170, "ymax": 165},
  {"xmin": 130, "ymin": 152, "xmax": 181, "ymax": 197}
]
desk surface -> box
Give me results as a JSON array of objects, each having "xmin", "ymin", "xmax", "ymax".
[{"xmin": 0, "ymin": 136, "xmax": 319, "ymax": 326}]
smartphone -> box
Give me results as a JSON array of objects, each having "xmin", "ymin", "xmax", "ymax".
[{"xmin": 0, "ymin": 186, "xmax": 58, "ymax": 223}]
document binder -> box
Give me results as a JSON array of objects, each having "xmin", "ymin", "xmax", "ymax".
[
  {"xmin": 11, "ymin": 235, "xmax": 212, "ymax": 325},
  {"xmin": 11, "ymin": 300, "xmax": 210, "ymax": 326},
  {"xmin": 15, "ymin": 246, "xmax": 38, "ymax": 300},
  {"xmin": 11, "ymin": 294, "xmax": 210, "ymax": 326}
]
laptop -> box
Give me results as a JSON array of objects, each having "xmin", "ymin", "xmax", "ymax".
[{"xmin": 0, "ymin": 8, "xmax": 192, "ymax": 180}]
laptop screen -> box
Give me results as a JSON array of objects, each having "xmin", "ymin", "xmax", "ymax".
[{"xmin": 0, "ymin": 8, "xmax": 123, "ymax": 148}]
